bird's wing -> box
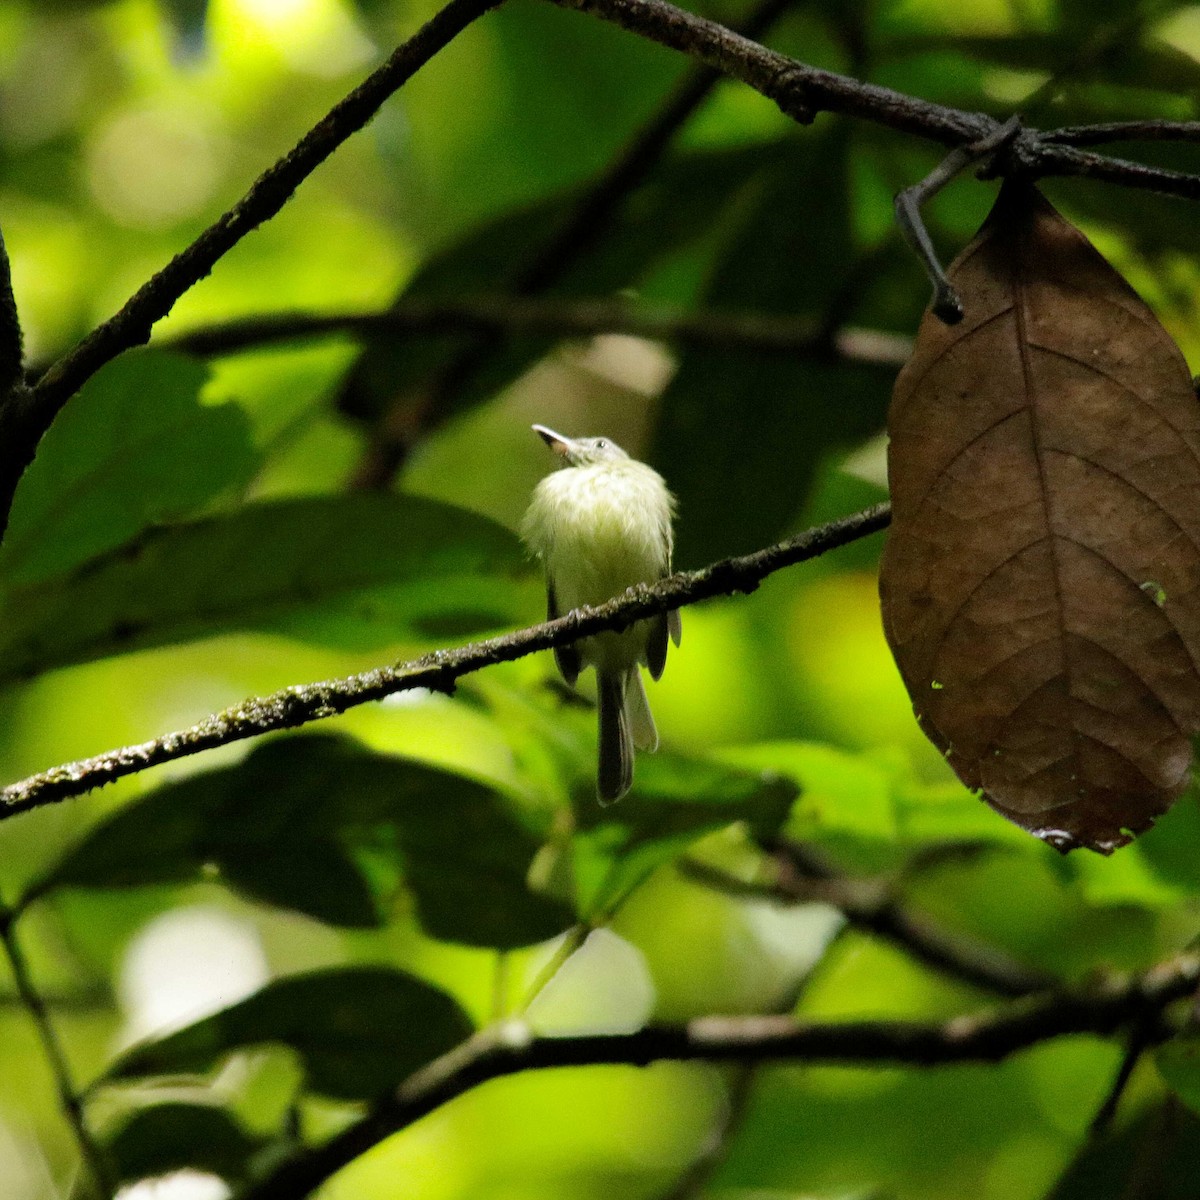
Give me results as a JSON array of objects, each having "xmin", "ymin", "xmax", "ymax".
[
  {"xmin": 668, "ymin": 608, "xmax": 682, "ymax": 647},
  {"xmin": 547, "ymin": 579, "xmax": 581, "ymax": 686}
]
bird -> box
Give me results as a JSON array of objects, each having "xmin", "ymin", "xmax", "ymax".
[{"xmin": 521, "ymin": 424, "xmax": 680, "ymax": 803}]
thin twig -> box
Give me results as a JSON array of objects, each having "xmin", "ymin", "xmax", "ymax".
[
  {"xmin": 0, "ymin": 502, "xmax": 891, "ymax": 820},
  {"xmin": 8, "ymin": 0, "xmax": 502, "ymax": 541},
  {"xmin": 773, "ymin": 840, "xmax": 1054, "ymax": 997},
  {"xmin": 1045, "ymin": 120, "xmax": 1200, "ymax": 147},
  {"xmin": 0, "ymin": 902, "xmax": 112, "ymax": 1196},
  {"xmin": 233, "ymin": 952, "xmax": 1200, "ymax": 1200},
  {"xmin": 518, "ymin": 925, "xmax": 591, "ymax": 1013},
  {"xmin": 1088, "ymin": 1015, "xmax": 1167, "ymax": 1138},
  {"xmin": 682, "ymin": 845, "xmax": 1052, "ymax": 998},
  {"xmin": 657, "ymin": 1064, "xmax": 758, "ymax": 1200},
  {"xmin": 157, "ymin": 299, "xmax": 913, "ymax": 365},
  {"xmin": 349, "ymin": 0, "xmax": 803, "ymax": 489}
]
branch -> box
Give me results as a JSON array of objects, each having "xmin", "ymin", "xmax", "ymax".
[
  {"xmin": 550, "ymin": 0, "xmax": 1200, "ymax": 200},
  {"xmin": 235, "ymin": 953, "xmax": 1200, "ymax": 1200},
  {"xmin": 683, "ymin": 841, "xmax": 1053, "ymax": 998},
  {"xmin": 0, "ymin": 903, "xmax": 112, "ymax": 1195},
  {"xmin": 11, "ymin": 0, "xmax": 500, "ymax": 527},
  {"xmin": 1044, "ymin": 120, "xmax": 1200, "ymax": 147},
  {"xmin": 158, "ymin": 299, "xmax": 913, "ymax": 366},
  {"xmin": 0, "ymin": 503, "xmax": 890, "ymax": 819}
]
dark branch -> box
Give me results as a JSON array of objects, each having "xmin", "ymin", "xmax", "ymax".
[
  {"xmin": 1087, "ymin": 1015, "xmax": 1166, "ymax": 1137},
  {"xmin": 235, "ymin": 952, "xmax": 1200, "ymax": 1200},
  {"xmin": 0, "ymin": 503, "xmax": 890, "ymax": 819},
  {"xmin": 1044, "ymin": 120, "xmax": 1200, "ymax": 147},
  {"xmin": 550, "ymin": 0, "xmax": 1200, "ymax": 201},
  {"xmin": 555, "ymin": 0, "xmax": 987, "ymax": 145},
  {"xmin": 13, "ymin": 0, "xmax": 501, "ymax": 527},
  {"xmin": 158, "ymin": 299, "xmax": 913, "ymax": 365}
]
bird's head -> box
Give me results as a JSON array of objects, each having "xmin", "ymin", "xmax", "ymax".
[{"xmin": 532, "ymin": 424, "xmax": 630, "ymax": 467}]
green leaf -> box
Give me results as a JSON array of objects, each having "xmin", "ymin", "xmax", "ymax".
[
  {"xmin": 652, "ymin": 131, "xmax": 893, "ymax": 566},
  {"xmin": 717, "ymin": 1040, "xmax": 1115, "ymax": 1198},
  {"xmin": 106, "ymin": 1103, "xmax": 263, "ymax": 1186},
  {"xmin": 1045, "ymin": 1099, "xmax": 1200, "ymax": 1200},
  {"xmin": 0, "ymin": 493, "xmax": 528, "ymax": 682},
  {"xmin": 159, "ymin": 0, "xmax": 208, "ymax": 55},
  {"xmin": 1156, "ymin": 1034, "xmax": 1200, "ymax": 1118},
  {"xmin": 336, "ymin": 141, "xmax": 771, "ymax": 426},
  {"xmin": 107, "ymin": 966, "xmax": 474, "ymax": 1100},
  {"xmin": 0, "ymin": 349, "xmax": 258, "ymax": 586},
  {"xmin": 39, "ymin": 736, "xmax": 574, "ymax": 946},
  {"xmin": 1050, "ymin": 166, "xmax": 1200, "ymax": 260},
  {"xmin": 33, "ymin": 741, "xmax": 380, "ymax": 927},
  {"xmin": 1129, "ymin": 786, "xmax": 1200, "ymax": 895},
  {"xmin": 572, "ymin": 754, "xmax": 797, "ymax": 919},
  {"xmin": 896, "ymin": 31, "xmax": 1200, "ymax": 94},
  {"xmin": 717, "ymin": 742, "xmax": 900, "ymax": 843}
]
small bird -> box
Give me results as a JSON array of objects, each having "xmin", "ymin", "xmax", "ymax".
[{"xmin": 521, "ymin": 424, "xmax": 680, "ymax": 803}]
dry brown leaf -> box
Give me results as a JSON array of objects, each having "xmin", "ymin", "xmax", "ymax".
[{"xmin": 880, "ymin": 181, "xmax": 1200, "ymax": 854}]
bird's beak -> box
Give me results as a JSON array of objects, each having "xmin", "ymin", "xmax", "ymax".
[{"xmin": 532, "ymin": 424, "xmax": 572, "ymax": 458}]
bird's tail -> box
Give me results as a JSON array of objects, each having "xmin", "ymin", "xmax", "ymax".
[
  {"xmin": 597, "ymin": 671, "xmax": 633, "ymax": 804},
  {"xmin": 598, "ymin": 669, "xmax": 659, "ymax": 804}
]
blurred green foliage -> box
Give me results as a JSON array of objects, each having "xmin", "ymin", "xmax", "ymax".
[{"xmin": 2, "ymin": 0, "xmax": 1200, "ymax": 1198}]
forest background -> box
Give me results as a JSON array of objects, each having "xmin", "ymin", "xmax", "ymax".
[{"xmin": 5, "ymin": 0, "xmax": 1200, "ymax": 1198}]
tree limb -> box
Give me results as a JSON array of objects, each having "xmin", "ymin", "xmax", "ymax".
[
  {"xmin": 0, "ymin": 502, "xmax": 890, "ymax": 819},
  {"xmin": 549, "ymin": 0, "xmax": 1200, "ymax": 200},
  {"xmin": 158, "ymin": 299, "xmax": 913, "ymax": 365},
  {"xmin": 234, "ymin": 952, "xmax": 1200, "ymax": 1200},
  {"xmin": 1044, "ymin": 120, "xmax": 1200, "ymax": 147}
]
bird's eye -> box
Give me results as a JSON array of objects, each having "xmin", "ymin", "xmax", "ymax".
[{"xmin": 596, "ymin": 439, "xmax": 608, "ymax": 449}]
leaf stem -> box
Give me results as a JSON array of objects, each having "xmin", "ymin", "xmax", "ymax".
[
  {"xmin": 517, "ymin": 924, "xmax": 590, "ymax": 1012},
  {"xmin": 893, "ymin": 115, "xmax": 1023, "ymax": 324}
]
